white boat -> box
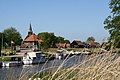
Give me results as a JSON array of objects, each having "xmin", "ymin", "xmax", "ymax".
[
  {"xmin": 55, "ymin": 53, "xmax": 63, "ymax": 60},
  {"xmin": 56, "ymin": 48, "xmax": 74, "ymax": 59},
  {"xmin": 2, "ymin": 61, "xmax": 22, "ymax": 67},
  {"xmin": 81, "ymin": 48, "xmax": 92, "ymax": 55},
  {"xmin": 22, "ymin": 51, "xmax": 46, "ymax": 65}
]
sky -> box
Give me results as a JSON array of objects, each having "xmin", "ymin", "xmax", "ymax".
[{"xmin": 0, "ymin": 0, "xmax": 111, "ymax": 43}]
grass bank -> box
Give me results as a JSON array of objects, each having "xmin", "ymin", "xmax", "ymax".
[
  {"xmin": 1, "ymin": 48, "xmax": 120, "ymax": 80},
  {"xmin": 19, "ymin": 51, "xmax": 120, "ymax": 80}
]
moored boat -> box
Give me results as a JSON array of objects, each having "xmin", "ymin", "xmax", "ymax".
[
  {"xmin": 22, "ymin": 51, "xmax": 46, "ymax": 65},
  {"xmin": 2, "ymin": 61, "xmax": 23, "ymax": 67}
]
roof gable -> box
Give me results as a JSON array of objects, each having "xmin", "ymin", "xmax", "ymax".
[
  {"xmin": 24, "ymin": 34, "xmax": 39, "ymax": 42},
  {"xmin": 88, "ymin": 41, "xmax": 100, "ymax": 46},
  {"xmin": 72, "ymin": 40, "xmax": 84, "ymax": 45}
]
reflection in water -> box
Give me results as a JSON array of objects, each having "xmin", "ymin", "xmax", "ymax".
[{"xmin": 0, "ymin": 55, "xmax": 88, "ymax": 79}]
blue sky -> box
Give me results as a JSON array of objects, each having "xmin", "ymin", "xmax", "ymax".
[{"xmin": 0, "ymin": 0, "xmax": 110, "ymax": 43}]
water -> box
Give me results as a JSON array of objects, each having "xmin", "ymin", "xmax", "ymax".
[{"xmin": 0, "ymin": 55, "xmax": 88, "ymax": 80}]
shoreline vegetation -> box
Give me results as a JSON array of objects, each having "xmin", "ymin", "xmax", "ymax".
[
  {"xmin": 0, "ymin": 0, "xmax": 119, "ymax": 79},
  {"xmin": 21, "ymin": 50, "xmax": 120, "ymax": 80},
  {"xmin": 0, "ymin": 47, "xmax": 120, "ymax": 80},
  {"xmin": 0, "ymin": 48, "xmax": 120, "ymax": 61}
]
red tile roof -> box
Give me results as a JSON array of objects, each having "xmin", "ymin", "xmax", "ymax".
[
  {"xmin": 88, "ymin": 41, "xmax": 100, "ymax": 47},
  {"xmin": 38, "ymin": 39, "xmax": 44, "ymax": 43},
  {"xmin": 73, "ymin": 40, "xmax": 85, "ymax": 45},
  {"xmin": 24, "ymin": 34, "xmax": 43, "ymax": 42},
  {"xmin": 56, "ymin": 44, "xmax": 70, "ymax": 48}
]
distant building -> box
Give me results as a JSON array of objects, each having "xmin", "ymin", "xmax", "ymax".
[
  {"xmin": 25, "ymin": 23, "xmax": 33, "ymax": 39},
  {"xmin": 23, "ymin": 23, "xmax": 43, "ymax": 49},
  {"xmin": 71, "ymin": 40, "xmax": 85, "ymax": 48},
  {"xmin": 56, "ymin": 44, "xmax": 70, "ymax": 48},
  {"xmin": 101, "ymin": 42, "xmax": 110, "ymax": 48},
  {"xmin": 87, "ymin": 41, "xmax": 100, "ymax": 48}
]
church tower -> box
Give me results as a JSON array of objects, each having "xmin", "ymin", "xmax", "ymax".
[{"xmin": 28, "ymin": 23, "xmax": 33, "ymax": 36}]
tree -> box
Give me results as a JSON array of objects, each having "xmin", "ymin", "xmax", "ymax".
[
  {"xmin": 104, "ymin": 0, "xmax": 120, "ymax": 47},
  {"xmin": 86, "ymin": 36, "xmax": 95, "ymax": 42},
  {"xmin": 38, "ymin": 32, "xmax": 70, "ymax": 49},
  {"xmin": 38, "ymin": 32, "xmax": 56, "ymax": 49},
  {"xmin": 55, "ymin": 36, "xmax": 65, "ymax": 44},
  {"xmin": 3, "ymin": 27, "xmax": 22, "ymax": 46},
  {"xmin": 64, "ymin": 40, "xmax": 70, "ymax": 44}
]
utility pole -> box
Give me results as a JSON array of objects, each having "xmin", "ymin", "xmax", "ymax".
[
  {"xmin": 2, "ymin": 33, "xmax": 3, "ymax": 52},
  {"xmin": 1, "ymin": 33, "xmax": 3, "ymax": 60},
  {"xmin": 0, "ymin": 34, "xmax": 1, "ymax": 57}
]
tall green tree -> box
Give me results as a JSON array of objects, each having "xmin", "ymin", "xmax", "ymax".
[
  {"xmin": 64, "ymin": 40, "xmax": 70, "ymax": 44},
  {"xmin": 3, "ymin": 27, "xmax": 22, "ymax": 46},
  {"xmin": 104, "ymin": 0, "xmax": 120, "ymax": 47},
  {"xmin": 86, "ymin": 36, "xmax": 95, "ymax": 42},
  {"xmin": 38, "ymin": 32, "xmax": 70, "ymax": 49},
  {"xmin": 56, "ymin": 36, "xmax": 65, "ymax": 44},
  {"xmin": 38, "ymin": 32, "xmax": 56, "ymax": 49}
]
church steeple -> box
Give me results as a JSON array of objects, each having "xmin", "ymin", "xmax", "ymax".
[{"xmin": 28, "ymin": 23, "xmax": 33, "ymax": 36}]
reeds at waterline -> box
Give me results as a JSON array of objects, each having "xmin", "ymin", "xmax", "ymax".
[{"xmin": 4, "ymin": 41, "xmax": 120, "ymax": 80}]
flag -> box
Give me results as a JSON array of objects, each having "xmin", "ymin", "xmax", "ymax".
[{"xmin": 11, "ymin": 41, "xmax": 15, "ymax": 44}]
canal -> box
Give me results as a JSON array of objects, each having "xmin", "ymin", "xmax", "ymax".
[{"xmin": 0, "ymin": 55, "xmax": 88, "ymax": 80}]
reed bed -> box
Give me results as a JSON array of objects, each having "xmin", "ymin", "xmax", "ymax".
[
  {"xmin": 4, "ymin": 47, "xmax": 120, "ymax": 80},
  {"xmin": 18, "ymin": 51, "xmax": 120, "ymax": 80}
]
